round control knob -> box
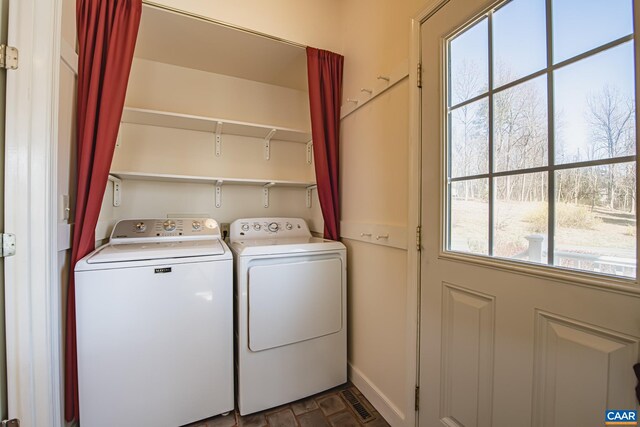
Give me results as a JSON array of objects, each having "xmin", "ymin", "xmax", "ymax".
[
  {"xmin": 163, "ymin": 220, "xmax": 176, "ymax": 232},
  {"xmin": 241, "ymin": 224, "xmax": 250, "ymax": 232},
  {"xmin": 253, "ymin": 223, "xmax": 261, "ymax": 231},
  {"xmin": 192, "ymin": 220, "xmax": 202, "ymax": 231},
  {"xmin": 134, "ymin": 222, "xmax": 146, "ymax": 232},
  {"xmin": 268, "ymin": 222, "xmax": 279, "ymax": 232},
  {"xmin": 285, "ymin": 223, "xmax": 293, "ymax": 230}
]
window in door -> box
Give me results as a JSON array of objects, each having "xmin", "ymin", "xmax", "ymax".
[{"xmin": 445, "ymin": 0, "xmax": 637, "ymax": 279}]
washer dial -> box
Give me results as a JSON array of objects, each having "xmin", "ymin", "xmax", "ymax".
[
  {"xmin": 163, "ymin": 220, "xmax": 176, "ymax": 232},
  {"xmin": 268, "ymin": 222, "xmax": 279, "ymax": 232},
  {"xmin": 253, "ymin": 223, "xmax": 262, "ymax": 231},
  {"xmin": 285, "ymin": 222, "xmax": 293, "ymax": 230},
  {"xmin": 192, "ymin": 220, "xmax": 202, "ymax": 231},
  {"xmin": 134, "ymin": 222, "xmax": 146, "ymax": 232}
]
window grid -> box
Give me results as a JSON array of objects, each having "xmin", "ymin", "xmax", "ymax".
[
  {"xmin": 487, "ymin": 11, "xmax": 495, "ymax": 255},
  {"xmin": 445, "ymin": 0, "xmax": 637, "ymax": 272}
]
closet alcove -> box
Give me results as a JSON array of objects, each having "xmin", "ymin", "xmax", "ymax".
[{"xmin": 97, "ymin": 3, "xmax": 323, "ymax": 240}]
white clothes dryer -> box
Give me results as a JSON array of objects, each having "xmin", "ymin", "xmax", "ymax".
[
  {"xmin": 230, "ymin": 218, "xmax": 347, "ymax": 415},
  {"xmin": 74, "ymin": 218, "xmax": 233, "ymax": 427}
]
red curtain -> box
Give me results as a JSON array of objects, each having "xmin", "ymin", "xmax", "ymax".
[
  {"xmin": 65, "ymin": 0, "xmax": 142, "ymax": 421},
  {"xmin": 306, "ymin": 47, "xmax": 344, "ymax": 240}
]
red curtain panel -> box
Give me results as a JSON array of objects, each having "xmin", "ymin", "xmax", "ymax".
[
  {"xmin": 65, "ymin": 0, "xmax": 142, "ymax": 421},
  {"xmin": 306, "ymin": 47, "xmax": 344, "ymax": 240}
]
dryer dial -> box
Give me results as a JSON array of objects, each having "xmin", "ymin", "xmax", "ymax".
[
  {"xmin": 253, "ymin": 223, "xmax": 262, "ymax": 231},
  {"xmin": 241, "ymin": 224, "xmax": 250, "ymax": 232},
  {"xmin": 134, "ymin": 222, "xmax": 146, "ymax": 232},
  {"xmin": 163, "ymin": 220, "xmax": 176, "ymax": 232}
]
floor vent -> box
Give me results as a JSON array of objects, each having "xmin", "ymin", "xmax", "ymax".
[{"xmin": 341, "ymin": 389, "xmax": 375, "ymax": 423}]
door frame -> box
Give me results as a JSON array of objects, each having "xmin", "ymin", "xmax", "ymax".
[
  {"xmin": 408, "ymin": 2, "xmax": 450, "ymax": 426},
  {"xmin": 5, "ymin": 0, "xmax": 63, "ymax": 426}
]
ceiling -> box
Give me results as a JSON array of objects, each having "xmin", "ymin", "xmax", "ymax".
[{"xmin": 134, "ymin": 5, "xmax": 308, "ymax": 91}]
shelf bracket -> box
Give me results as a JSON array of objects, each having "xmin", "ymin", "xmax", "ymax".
[
  {"xmin": 264, "ymin": 129, "xmax": 276, "ymax": 160},
  {"xmin": 215, "ymin": 121, "xmax": 223, "ymax": 157},
  {"xmin": 306, "ymin": 185, "xmax": 317, "ymax": 208},
  {"xmin": 116, "ymin": 126, "xmax": 122, "ymax": 147},
  {"xmin": 263, "ymin": 182, "xmax": 275, "ymax": 208},
  {"xmin": 108, "ymin": 175, "xmax": 122, "ymax": 207},
  {"xmin": 215, "ymin": 180, "xmax": 223, "ymax": 208},
  {"xmin": 306, "ymin": 140, "xmax": 313, "ymax": 164}
]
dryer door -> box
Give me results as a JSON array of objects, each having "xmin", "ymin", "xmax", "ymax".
[{"xmin": 248, "ymin": 257, "xmax": 343, "ymax": 352}]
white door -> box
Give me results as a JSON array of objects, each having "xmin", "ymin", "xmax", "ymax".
[{"xmin": 419, "ymin": 0, "xmax": 640, "ymax": 425}]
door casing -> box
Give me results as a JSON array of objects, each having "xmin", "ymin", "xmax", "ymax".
[{"xmin": 5, "ymin": 0, "xmax": 64, "ymax": 425}]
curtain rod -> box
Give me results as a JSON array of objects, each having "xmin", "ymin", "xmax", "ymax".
[{"xmin": 141, "ymin": 1, "xmax": 308, "ymax": 51}]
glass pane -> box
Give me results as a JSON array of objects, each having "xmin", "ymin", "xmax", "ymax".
[
  {"xmin": 494, "ymin": 76, "xmax": 548, "ymax": 172},
  {"xmin": 450, "ymin": 18, "xmax": 489, "ymax": 105},
  {"xmin": 553, "ymin": 0, "xmax": 633, "ymax": 64},
  {"xmin": 493, "ymin": 0, "xmax": 547, "ymax": 87},
  {"xmin": 450, "ymin": 179, "xmax": 489, "ymax": 255},
  {"xmin": 494, "ymin": 172, "xmax": 548, "ymax": 262},
  {"xmin": 555, "ymin": 163, "xmax": 636, "ymax": 278},
  {"xmin": 554, "ymin": 42, "xmax": 635, "ymax": 164},
  {"xmin": 450, "ymin": 98, "xmax": 489, "ymax": 178}
]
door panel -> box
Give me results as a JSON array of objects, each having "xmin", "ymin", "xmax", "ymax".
[
  {"xmin": 248, "ymin": 258, "xmax": 343, "ymax": 351},
  {"xmin": 419, "ymin": 1, "xmax": 640, "ymax": 425},
  {"xmin": 532, "ymin": 312, "xmax": 639, "ymax": 427}
]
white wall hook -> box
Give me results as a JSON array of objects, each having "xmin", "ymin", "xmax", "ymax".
[
  {"xmin": 360, "ymin": 88, "xmax": 372, "ymax": 95},
  {"xmin": 360, "ymin": 232, "xmax": 372, "ymax": 237},
  {"xmin": 346, "ymin": 98, "xmax": 358, "ymax": 105},
  {"xmin": 376, "ymin": 234, "xmax": 389, "ymax": 240},
  {"xmin": 377, "ymin": 75, "xmax": 390, "ymax": 82}
]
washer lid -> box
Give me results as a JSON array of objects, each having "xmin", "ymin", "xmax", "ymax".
[
  {"xmin": 230, "ymin": 237, "xmax": 345, "ymax": 256},
  {"xmin": 86, "ymin": 239, "xmax": 225, "ymax": 264}
]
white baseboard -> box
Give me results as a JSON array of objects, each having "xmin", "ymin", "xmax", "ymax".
[{"xmin": 348, "ymin": 363, "xmax": 406, "ymax": 427}]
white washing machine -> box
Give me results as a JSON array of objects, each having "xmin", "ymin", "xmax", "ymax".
[
  {"xmin": 230, "ymin": 217, "xmax": 347, "ymax": 415},
  {"xmin": 74, "ymin": 218, "xmax": 234, "ymax": 427}
]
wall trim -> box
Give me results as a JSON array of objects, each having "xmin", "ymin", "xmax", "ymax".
[
  {"xmin": 340, "ymin": 221, "xmax": 407, "ymax": 250},
  {"xmin": 348, "ymin": 363, "xmax": 405, "ymax": 427}
]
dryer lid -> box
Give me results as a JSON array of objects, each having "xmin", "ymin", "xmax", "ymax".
[{"xmin": 86, "ymin": 239, "xmax": 226, "ymax": 263}]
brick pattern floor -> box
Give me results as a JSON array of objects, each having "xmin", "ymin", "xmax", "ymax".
[{"xmin": 186, "ymin": 383, "xmax": 390, "ymax": 427}]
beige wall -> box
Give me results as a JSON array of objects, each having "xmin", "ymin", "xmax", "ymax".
[
  {"xmin": 146, "ymin": 0, "xmax": 343, "ymax": 53},
  {"xmin": 337, "ymin": 0, "xmax": 428, "ymax": 426},
  {"xmin": 125, "ymin": 58, "xmax": 310, "ymax": 129},
  {"xmin": 98, "ymin": 57, "xmax": 323, "ymax": 237}
]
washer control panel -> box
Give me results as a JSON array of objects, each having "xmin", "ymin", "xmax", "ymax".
[
  {"xmin": 110, "ymin": 218, "xmax": 220, "ymax": 242},
  {"xmin": 230, "ymin": 217, "xmax": 311, "ymax": 240}
]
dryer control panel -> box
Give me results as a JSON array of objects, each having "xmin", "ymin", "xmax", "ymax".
[
  {"xmin": 230, "ymin": 218, "xmax": 311, "ymax": 240},
  {"xmin": 110, "ymin": 218, "xmax": 221, "ymax": 243}
]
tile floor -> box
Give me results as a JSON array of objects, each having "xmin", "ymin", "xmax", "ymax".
[{"xmin": 186, "ymin": 382, "xmax": 390, "ymax": 427}]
